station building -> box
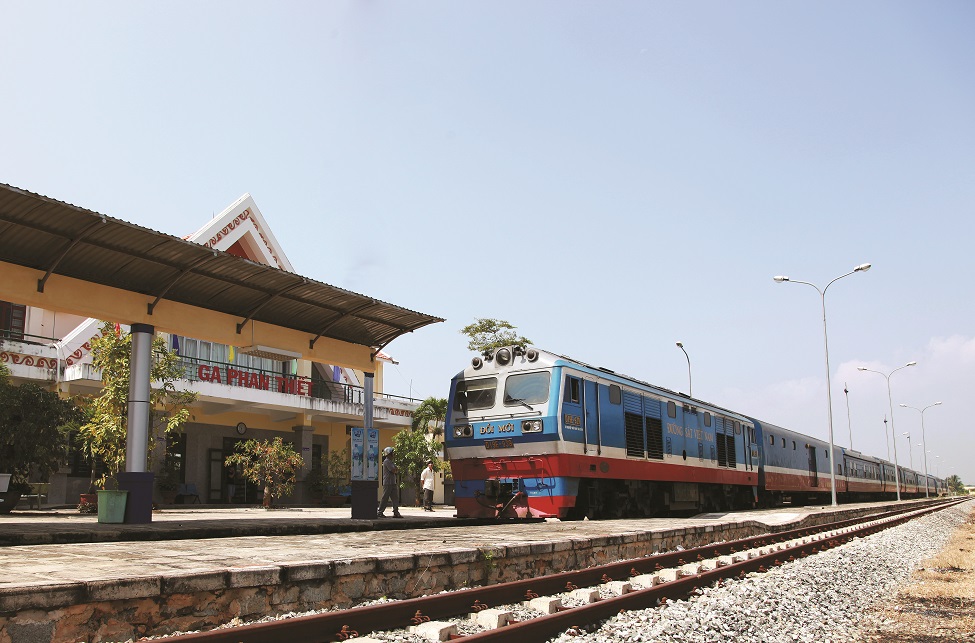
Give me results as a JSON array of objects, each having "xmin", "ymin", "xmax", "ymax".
[{"xmin": 0, "ymin": 185, "xmax": 443, "ymax": 507}]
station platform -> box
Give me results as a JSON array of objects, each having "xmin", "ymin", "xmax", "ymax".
[{"xmin": 0, "ymin": 501, "xmax": 918, "ymax": 643}]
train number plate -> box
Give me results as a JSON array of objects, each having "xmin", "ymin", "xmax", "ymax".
[{"xmin": 484, "ymin": 438, "xmax": 514, "ymax": 450}]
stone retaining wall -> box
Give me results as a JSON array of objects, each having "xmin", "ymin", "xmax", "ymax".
[{"xmin": 0, "ymin": 505, "xmax": 897, "ymax": 643}]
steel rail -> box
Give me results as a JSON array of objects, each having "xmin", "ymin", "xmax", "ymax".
[
  {"xmin": 462, "ymin": 499, "xmax": 966, "ymax": 642},
  {"xmin": 168, "ymin": 499, "xmax": 961, "ymax": 643}
]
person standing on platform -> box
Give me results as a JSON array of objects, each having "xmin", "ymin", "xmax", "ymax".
[
  {"xmin": 420, "ymin": 460, "xmax": 436, "ymax": 511},
  {"xmin": 377, "ymin": 446, "xmax": 402, "ymax": 518}
]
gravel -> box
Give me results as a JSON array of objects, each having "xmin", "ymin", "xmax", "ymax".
[{"xmin": 548, "ymin": 502, "xmax": 972, "ymax": 643}]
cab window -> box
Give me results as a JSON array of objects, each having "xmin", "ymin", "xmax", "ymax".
[{"xmin": 453, "ymin": 377, "xmax": 498, "ymax": 412}]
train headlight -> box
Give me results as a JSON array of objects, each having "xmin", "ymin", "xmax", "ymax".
[
  {"xmin": 521, "ymin": 419, "xmax": 543, "ymax": 433},
  {"xmin": 526, "ymin": 348, "xmax": 539, "ymax": 362},
  {"xmin": 453, "ymin": 425, "xmax": 474, "ymax": 438},
  {"xmin": 471, "ymin": 357, "xmax": 483, "ymax": 369},
  {"xmin": 495, "ymin": 347, "xmax": 512, "ymax": 366}
]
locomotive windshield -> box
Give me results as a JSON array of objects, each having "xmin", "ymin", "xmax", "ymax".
[
  {"xmin": 453, "ymin": 377, "xmax": 497, "ymax": 412},
  {"xmin": 503, "ymin": 372, "xmax": 550, "ymax": 406}
]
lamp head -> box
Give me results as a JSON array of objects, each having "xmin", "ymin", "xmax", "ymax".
[
  {"xmin": 899, "ymin": 403, "xmax": 909, "ymax": 408},
  {"xmin": 906, "ymin": 361, "xmax": 917, "ymax": 367},
  {"xmin": 676, "ymin": 342, "xmax": 683, "ymax": 348},
  {"xmin": 854, "ymin": 263, "xmax": 872, "ymax": 272},
  {"xmin": 773, "ymin": 276, "xmax": 789, "ymax": 283},
  {"xmin": 857, "ymin": 367, "xmax": 867, "ymax": 371},
  {"xmin": 934, "ymin": 401, "xmax": 942, "ymax": 406}
]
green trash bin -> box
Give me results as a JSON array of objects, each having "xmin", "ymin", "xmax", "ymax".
[{"xmin": 96, "ymin": 489, "xmax": 128, "ymax": 524}]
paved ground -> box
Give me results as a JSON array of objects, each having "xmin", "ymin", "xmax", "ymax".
[{"xmin": 0, "ymin": 502, "xmax": 859, "ymax": 590}]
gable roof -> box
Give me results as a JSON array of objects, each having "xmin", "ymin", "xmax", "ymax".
[
  {"xmin": 187, "ymin": 193, "xmax": 294, "ymax": 271},
  {"xmin": 0, "ymin": 183, "xmax": 443, "ymax": 350}
]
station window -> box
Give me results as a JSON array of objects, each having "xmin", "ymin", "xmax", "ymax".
[
  {"xmin": 667, "ymin": 400, "xmax": 677, "ymax": 418},
  {"xmin": 0, "ymin": 301, "xmax": 26, "ymax": 340}
]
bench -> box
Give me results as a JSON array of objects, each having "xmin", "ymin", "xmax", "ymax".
[
  {"xmin": 25, "ymin": 482, "xmax": 50, "ymax": 509},
  {"xmin": 176, "ymin": 483, "xmax": 201, "ymax": 504}
]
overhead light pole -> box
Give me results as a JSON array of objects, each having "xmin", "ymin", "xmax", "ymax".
[
  {"xmin": 883, "ymin": 416, "xmax": 890, "ymax": 461},
  {"xmin": 676, "ymin": 342, "xmax": 691, "ymax": 397},
  {"xmin": 857, "ymin": 361, "xmax": 917, "ymax": 501},
  {"xmin": 899, "ymin": 402, "xmax": 941, "ymax": 497},
  {"xmin": 901, "ymin": 432, "xmax": 912, "ymax": 470},
  {"xmin": 773, "ymin": 263, "xmax": 871, "ymax": 507},
  {"xmin": 844, "ymin": 383, "xmax": 853, "ymax": 450}
]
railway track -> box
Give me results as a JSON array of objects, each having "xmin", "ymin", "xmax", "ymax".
[{"xmin": 171, "ymin": 499, "xmax": 964, "ymax": 643}]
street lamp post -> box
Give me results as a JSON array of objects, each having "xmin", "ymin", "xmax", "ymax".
[
  {"xmin": 883, "ymin": 416, "xmax": 890, "ymax": 461},
  {"xmin": 899, "ymin": 402, "xmax": 941, "ymax": 497},
  {"xmin": 676, "ymin": 342, "xmax": 691, "ymax": 397},
  {"xmin": 857, "ymin": 361, "xmax": 917, "ymax": 501},
  {"xmin": 844, "ymin": 383, "xmax": 853, "ymax": 450},
  {"xmin": 774, "ymin": 263, "xmax": 871, "ymax": 507},
  {"xmin": 901, "ymin": 432, "xmax": 912, "ymax": 470}
]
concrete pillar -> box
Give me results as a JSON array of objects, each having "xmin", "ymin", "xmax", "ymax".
[
  {"xmin": 121, "ymin": 323, "xmax": 155, "ymax": 523},
  {"xmin": 363, "ymin": 372, "xmax": 374, "ymax": 429},
  {"xmin": 126, "ymin": 323, "xmax": 153, "ymax": 472},
  {"xmin": 352, "ymin": 372, "xmax": 377, "ymax": 519},
  {"xmin": 293, "ymin": 425, "xmax": 314, "ymax": 503}
]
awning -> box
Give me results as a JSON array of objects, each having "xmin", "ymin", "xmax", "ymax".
[{"xmin": 0, "ymin": 183, "xmax": 443, "ymax": 350}]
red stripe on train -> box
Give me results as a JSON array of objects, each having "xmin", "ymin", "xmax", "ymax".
[{"xmin": 450, "ymin": 453, "xmax": 758, "ymax": 487}]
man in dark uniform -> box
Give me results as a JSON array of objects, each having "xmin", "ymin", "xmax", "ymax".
[{"xmin": 377, "ymin": 446, "xmax": 403, "ymax": 518}]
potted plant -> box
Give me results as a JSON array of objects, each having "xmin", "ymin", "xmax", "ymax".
[
  {"xmin": 74, "ymin": 323, "xmax": 196, "ymax": 521},
  {"xmin": 0, "ymin": 363, "xmax": 81, "ymax": 513},
  {"xmin": 309, "ymin": 447, "xmax": 350, "ymax": 506},
  {"xmin": 156, "ymin": 464, "xmax": 179, "ymax": 504},
  {"xmin": 225, "ymin": 437, "xmax": 304, "ymax": 508}
]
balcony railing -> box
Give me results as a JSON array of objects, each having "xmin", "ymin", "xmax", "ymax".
[
  {"xmin": 178, "ymin": 356, "xmax": 419, "ymax": 407},
  {"xmin": 0, "ymin": 329, "xmax": 60, "ymax": 345}
]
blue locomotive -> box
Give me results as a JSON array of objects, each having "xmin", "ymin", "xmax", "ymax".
[{"xmin": 444, "ymin": 346, "xmax": 943, "ymax": 519}]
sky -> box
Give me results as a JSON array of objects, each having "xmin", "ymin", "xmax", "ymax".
[{"xmin": 2, "ymin": 2, "xmax": 973, "ymax": 484}]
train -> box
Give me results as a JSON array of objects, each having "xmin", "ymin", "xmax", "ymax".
[{"xmin": 444, "ymin": 346, "xmax": 946, "ymax": 519}]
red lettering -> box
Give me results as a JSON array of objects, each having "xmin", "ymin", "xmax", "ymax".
[
  {"xmin": 259, "ymin": 374, "xmax": 270, "ymax": 390},
  {"xmin": 197, "ymin": 365, "xmax": 209, "ymax": 381},
  {"xmin": 212, "ymin": 366, "xmax": 221, "ymax": 384}
]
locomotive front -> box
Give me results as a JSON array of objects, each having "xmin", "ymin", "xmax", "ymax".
[{"xmin": 445, "ymin": 346, "xmax": 568, "ymax": 518}]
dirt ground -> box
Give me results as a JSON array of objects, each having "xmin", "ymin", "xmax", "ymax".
[{"xmin": 858, "ymin": 501, "xmax": 975, "ymax": 642}]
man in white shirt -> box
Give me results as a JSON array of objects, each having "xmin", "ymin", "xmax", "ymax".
[{"xmin": 420, "ymin": 460, "xmax": 436, "ymax": 511}]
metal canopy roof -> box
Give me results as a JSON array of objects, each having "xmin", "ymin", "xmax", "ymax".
[{"xmin": 0, "ymin": 183, "xmax": 443, "ymax": 351}]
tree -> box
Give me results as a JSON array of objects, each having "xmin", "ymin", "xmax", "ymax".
[
  {"xmin": 0, "ymin": 363, "xmax": 81, "ymax": 492},
  {"xmin": 946, "ymin": 474, "xmax": 965, "ymax": 495},
  {"xmin": 75, "ymin": 322, "xmax": 196, "ymax": 489},
  {"xmin": 460, "ymin": 318, "xmax": 532, "ymax": 353},
  {"xmin": 392, "ymin": 427, "xmax": 442, "ymax": 506},
  {"xmin": 225, "ymin": 437, "xmax": 305, "ymax": 508},
  {"xmin": 411, "ymin": 397, "xmax": 448, "ymax": 438}
]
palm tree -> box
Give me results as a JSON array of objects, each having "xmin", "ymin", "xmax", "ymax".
[{"xmin": 411, "ymin": 397, "xmax": 448, "ymax": 438}]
